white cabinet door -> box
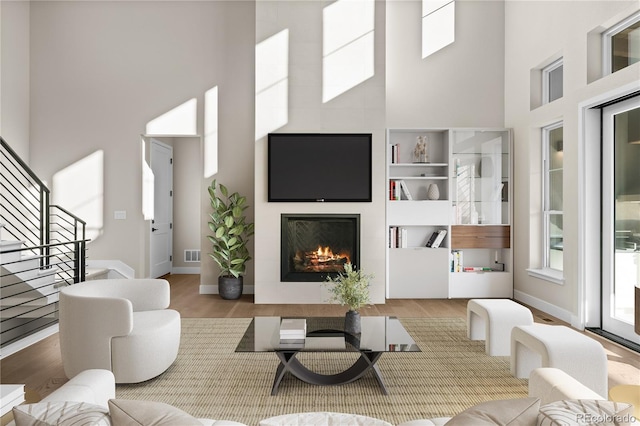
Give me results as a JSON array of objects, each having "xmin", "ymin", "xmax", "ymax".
[{"xmin": 388, "ymin": 248, "xmax": 449, "ymax": 298}]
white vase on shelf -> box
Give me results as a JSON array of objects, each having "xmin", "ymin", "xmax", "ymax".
[{"xmin": 427, "ymin": 183, "xmax": 440, "ymax": 200}]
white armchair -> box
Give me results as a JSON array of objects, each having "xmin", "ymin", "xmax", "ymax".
[{"xmin": 59, "ymin": 279, "xmax": 181, "ymax": 384}]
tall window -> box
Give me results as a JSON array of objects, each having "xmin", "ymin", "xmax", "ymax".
[
  {"xmin": 542, "ymin": 58, "xmax": 563, "ymax": 104},
  {"xmin": 543, "ymin": 123, "xmax": 563, "ymax": 271},
  {"xmin": 604, "ymin": 11, "xmax": 640, "ymax": 75}
]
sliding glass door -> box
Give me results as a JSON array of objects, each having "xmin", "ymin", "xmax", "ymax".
[{"xmin": 602, "ymin": 95, "xmax": 640, "ymax": 344}]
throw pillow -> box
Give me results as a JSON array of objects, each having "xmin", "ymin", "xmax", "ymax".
[
  {"xmin": 12, "ymin": 401, "xmax": 111, "ymax": 426},
  {"xmin": 538, "ymin": 399, "xmax": 634, "ymax": 426},
  {"xmin": 108, "ymin": 399, "xmax": 203, "ymax": 426},
  {"xmin": 445, "ymin": 397, "xmax": 541, "ymax": 426}
]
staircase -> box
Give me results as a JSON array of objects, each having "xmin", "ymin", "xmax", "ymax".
[{"xmin": 0, "ymin": 137, "xmax": 89, "ymax": 350}]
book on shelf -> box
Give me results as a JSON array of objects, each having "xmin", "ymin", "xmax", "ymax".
[
  {"xmin": 463, "ymin": 266, "xmax": 493, "ymax": 272},
  {"xmin": 389, "ymin": 180, "xmax": 400, "ymax": 201},
  {"xmin": 426, "ymin": 229, "xmax": 447, "ymax": 248},
  {"xmin": 391, "ymin": 143, "xmax": 399, "ymax": 164},
  {"xmin": 431, "ymin": 229, "xmax": 447, "ymax": 248},
  {"xmin": 398, "ymin": 180, "xmax": 413, "ymax": 200},
  {"xmin": 451, "ymin": 250, "xmax": 464, "ymax": 272},
  {"xmin": 389, "ymin": 226, "xmax": 407, "ymax": 248},
  {"xmin": 389, "ymin": 180, "xmax": 412, "ymax": 201},
  {"xmin": 425, "ymin": 231, "xmax": 439, "ymax": 247}
]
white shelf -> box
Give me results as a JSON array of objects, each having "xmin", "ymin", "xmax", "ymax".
[
  {"xmin": 388, "ymin": 201, "xmax": 449, "ymax": 225},
  {"xmin": 386, "ymin": 127, "xmax": 512, "ymax": 299},
  {"xmin": 449, "ymin": 271, "xmax": 512, "ymax": 298}
]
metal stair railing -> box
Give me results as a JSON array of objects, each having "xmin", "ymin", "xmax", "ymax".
[{"xmin": 0, "ymin": 137, "xmax": 89, "ymax": 349}]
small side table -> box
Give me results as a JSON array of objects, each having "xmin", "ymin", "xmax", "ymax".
[
  {"xmin": 1, "ymin": 386, "xmax": 39, "ymax": 426},
  {"xmin": 609, "ymin": 384, "xmax": 640, "ymax": 418}
]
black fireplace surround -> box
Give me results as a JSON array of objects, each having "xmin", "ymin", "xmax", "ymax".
[{"xmin": 281, "ymin": 214, "xmax": 360, "ymax": 282}]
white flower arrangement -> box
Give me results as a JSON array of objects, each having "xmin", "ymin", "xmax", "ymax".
[{"xmin": 413, "ymin": 135, "xmax": 429, "ymax": 163}]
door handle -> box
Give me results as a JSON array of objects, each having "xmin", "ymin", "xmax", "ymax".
[{"xmin": 152, "ymin": 227, "xmax": 158, "ymax": 232}]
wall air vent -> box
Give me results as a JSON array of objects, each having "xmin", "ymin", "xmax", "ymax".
[{"xmin": 184, "ymin": 250, "xmax": 201, "ymax": 263}]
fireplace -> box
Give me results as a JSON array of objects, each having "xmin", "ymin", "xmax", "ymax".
[{"xmin": 281, "ymin": 214, "xmax": 360, "ymax": 282}]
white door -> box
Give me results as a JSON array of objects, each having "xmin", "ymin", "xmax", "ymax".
[
  {"xmin": 602, "ymin": 95, "xmax": 640, "ymax": 344},
  {"xmin": 150, "ymin": 139, "xmax": 173, "ymax": 278}
]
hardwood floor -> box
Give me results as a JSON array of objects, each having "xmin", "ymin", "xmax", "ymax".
[{"xmin": 1, "ymin": 274, "xmax": 638, "ymax": 401}]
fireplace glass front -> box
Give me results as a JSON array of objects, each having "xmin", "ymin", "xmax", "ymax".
[{"xmin": 281, "ymin": 214, "xmax": 360, "ymax": 282}]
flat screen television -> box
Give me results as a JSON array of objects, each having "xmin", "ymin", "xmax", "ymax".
[{"xmin": 268, "ymin": 133, "xmax": 372, "ymax": 202}]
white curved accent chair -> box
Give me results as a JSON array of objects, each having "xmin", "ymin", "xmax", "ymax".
[{"xmin": 59, "ymin": 279, "xmax": 181, "ymax": 384}]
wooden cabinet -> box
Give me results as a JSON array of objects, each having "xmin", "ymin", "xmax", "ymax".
[{"xmin": 450, "ymin": 225, "xmax": 510, "ymax": 248}]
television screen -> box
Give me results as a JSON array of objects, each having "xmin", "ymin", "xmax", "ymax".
[{"xmin": 268, "ymin": 133, "xmax": 372, "ymax": 202}]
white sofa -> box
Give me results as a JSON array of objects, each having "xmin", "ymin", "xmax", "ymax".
[
  {"xmin": 10, "ymin": 368, "xmax": 631, "ymax": 426},
  {"xmin": 59, "ymin": 279, "xmax": 181, "ymax": 384},
  {"xmin": 9, "ymin": 370, "xmax": 244, "ymax": 426}
]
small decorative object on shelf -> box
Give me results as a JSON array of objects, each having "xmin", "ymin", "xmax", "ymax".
[
  {"xmin": 413, "ymin": 135, "xmax": 428, "ymax": 163},
  {"xmin": 427, "ymin": 183, "xmax": 440, "ymax": 200}
]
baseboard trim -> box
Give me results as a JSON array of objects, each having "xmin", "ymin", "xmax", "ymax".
[
  {"xmin": 514, "ymin": 290, "xmax": 573, "ymax": 325},
  {"xmin": 172, "ymin": 267, "xmax": 201, "ymax": 274}
]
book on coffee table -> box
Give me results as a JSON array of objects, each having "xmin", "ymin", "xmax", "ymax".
[{"xmin": 280, "ymin": 318, "xmax": 306, "ymax": 340}]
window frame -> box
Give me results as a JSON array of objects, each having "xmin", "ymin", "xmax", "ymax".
[
  {"xmin": 542, "ymin": 121, "xmax": 564, "ymax": 272},
  {"xmin": 602, "ymin": 10, "xmax": 640, "ymax": 76},
  {"xmin": 542, "ymin": 58, "xmax": 563, "ymax": 104}
]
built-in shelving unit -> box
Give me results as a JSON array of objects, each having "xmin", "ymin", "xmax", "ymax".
[{"xmin": 386, "ymin": 128, "xmax": 513, "ymax": 299}]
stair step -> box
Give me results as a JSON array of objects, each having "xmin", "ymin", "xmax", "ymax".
[
  {"xmin": 0, "ymin": 300, "xmax": 58, "ymax": 319},
  {"xmin": 0, "ymin": 241, "xmax": 24, "ymax": 264},
  {"xmin": 85, "ymin": 268, "xmax": 109, "ymax": 280},
  {"xmin": 1, "ymin": 266, "xmax": 57, "ymax": 287},
  {"xmin": 0, "ymin": 291, "xmax": 59, "ymax": 307},
  {"xmin": 0, "ymin": 255, "xmax": 41, "ymax": 274}
]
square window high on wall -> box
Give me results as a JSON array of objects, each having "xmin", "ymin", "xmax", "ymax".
[
  {"xmin": 603, "ymin": 11, "xmax": 640, "ymax": 75},
  {"xmin": 543, "ymin": 58, "xmax": 563, "ymax": 104}
]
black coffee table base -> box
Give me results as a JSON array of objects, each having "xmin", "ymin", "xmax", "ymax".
[{"xmin": 271, "ymin": 350, "xmax": 387, "ymax": 395}]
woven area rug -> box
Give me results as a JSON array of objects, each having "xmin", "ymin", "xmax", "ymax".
[{"xmin": 116, "ymin": 318, "xmax": 527, "ymax": 425}]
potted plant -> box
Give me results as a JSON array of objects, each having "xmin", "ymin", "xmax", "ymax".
[
  {"xmin": 207, "ymin": 179, "xmax": 254, "ymax": 300},
  {"xmin": 324, "ymin": 263, "xmax": 373, "ymax": 335}
]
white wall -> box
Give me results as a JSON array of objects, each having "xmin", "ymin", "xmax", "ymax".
[
  {"xmin": 254, "ymin": 0, "xmax": 387, "ymax": 303},
  {"xmin": 172, "ymin": 137, "xmax": 201, "ymax": 271},
  {"xmin": 504, "ymin": 1, "xmax": 639, "ymax": 320},
  {"xmin": 386, "ymin": 0, "xmax": 505, "ymax": 128},
  {"xmin": 0, "ymin": 0, "xmax": 30, "ymax": 160},
  {"xmin": 26, "ymin": 1, "xmax": 255, "ymax": 281}
]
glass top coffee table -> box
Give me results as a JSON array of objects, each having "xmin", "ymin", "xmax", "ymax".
[{"xmin": 235, "ymin": 316, "xmax": 420, "ymax": 395}]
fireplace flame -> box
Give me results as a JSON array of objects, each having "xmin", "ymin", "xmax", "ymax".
[
  {"xmin": 314, "ymin": 246, "xmax": 349, "ymax": 264},
  {"xmin": 293, "ymin": 245, "xmax": 351, "ymax": 272}
]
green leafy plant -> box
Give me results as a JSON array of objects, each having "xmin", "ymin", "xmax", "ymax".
[
  {"xmin": 324, "ymin": 263, "xmax": 373, "ymax": 312},
  {"xmin": 207, "ymin": 179, "xmax": 255, "ymax": 278}
]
